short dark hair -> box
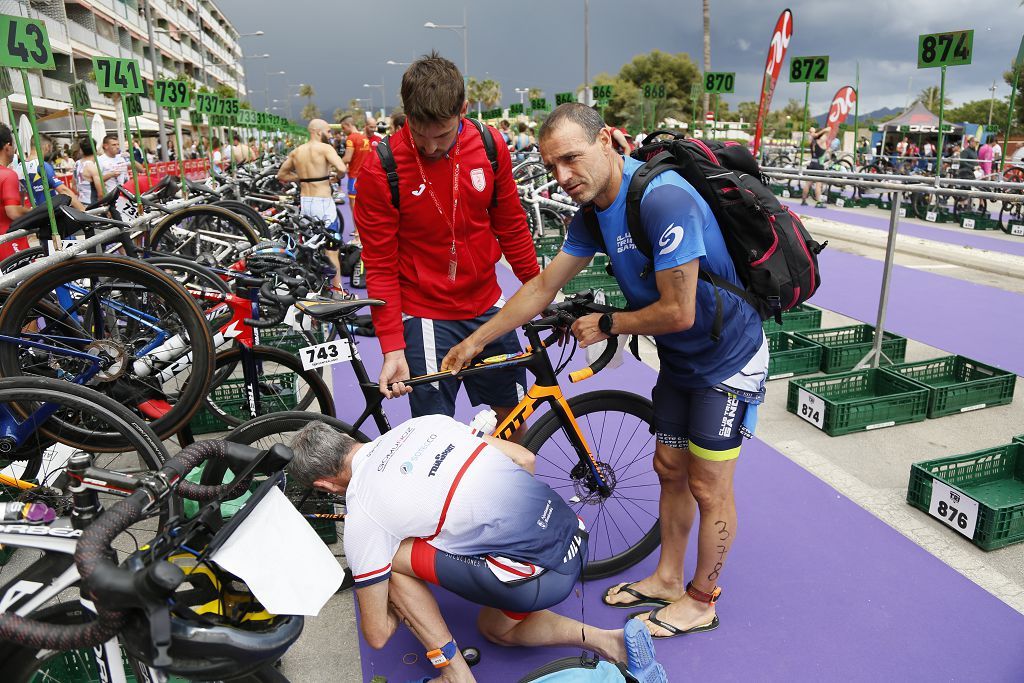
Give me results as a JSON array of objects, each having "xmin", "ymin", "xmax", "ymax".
[
  {"xmin": 78, "ymin": 137, "xmax": 94, "ymax": 156},
  {"xmin": 102, "ymin": 134, "xmax": 118, "ymax": 146},
  {"xmin": 0, "ymin": 123, "xmax": 12, "ymax": 151},
  {"xmin": 340, "ymin": 115, "xmax": 354, "ymax": 126},
  {"xmin": 232, "ymin": 134, "xmax": 241, "ymax": 143},
  {"xmin": 391, "ymin": 111, "xmax": 406, "ymax": 130},
  {"xmin": 401, "ymin": 51, "xmax": 464, "ymax": 124},
  {"xmin": 538, "ymin": 103, "xmax": 604, "ymax": 143}
]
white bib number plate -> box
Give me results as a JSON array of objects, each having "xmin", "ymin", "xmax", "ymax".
[
  {"xmin": 835, "ymin": 197, "xmax": 845, "ymax": 207},
  {"xmin": 898, "ymin": 208, "xmax": 907, "ymax": 218},
  {"xmin": 782, "ymin": 189, "xmax": 791, "ymax": 198},
  {"xmin": 925, "ymin": 211, "xmax": 938, "ymax": 222},
  {"xmin": 962, "ymin": 218, "xmax": 975, "ymax": 229},
  {"xmin": 927, "ymin": 480, "xmax": 978, "ymax": 539},
  {"xmin": 1010, "ymin": 223, "xmax": 1024, "ymax": 236},
  {"xmin": 796, "ymin": 388, "xmax": 825, "ymax": 429},
  {"xmin": 300, "ymin": 340, "xmax": 355, "ymax": 370},
  {"xmin": 114, "ymin": 194, "xmax": 140, "ymax": 221}
]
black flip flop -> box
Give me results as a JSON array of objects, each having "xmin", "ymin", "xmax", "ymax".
[
  {"xmin": 602, "ymin": 582, "xmax": 671, "ymax": 609},
  {"xmin": 628, "ymin": 607, "xmax": 720, "ymax": 639}
]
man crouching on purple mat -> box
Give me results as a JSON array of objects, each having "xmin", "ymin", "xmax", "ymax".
[{"xmin": 288, "ymin": 415, "xmax": 668, "ymax": 683}]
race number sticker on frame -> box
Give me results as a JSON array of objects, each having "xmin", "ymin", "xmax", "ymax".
[
  {"xmin": 796, "ymin": 388, "xmax": 825, "ymax": 429},
  {"xmin": 300, "ymin": 339, "xmax": 356, "ymax": 371},
  {"xmin": 928, "ymin": 479, "xmax": 978, "ymax": 539}
]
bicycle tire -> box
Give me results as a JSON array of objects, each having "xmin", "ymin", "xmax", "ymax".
[
  {"xmin": 148, "ymin": 205, "xmax": 261, "ymax": 267},
  {"xmin": 0, "ymin": 245, "xmax": 46, "ymax": 275},
  {"xmin": 0, "ymin": 377, "xmax": 180, "ymax": 525},
  {"xmin": 203, "ymin": 346, "xmax": 335, "ymax": 429},
  {"xmin": 520, "ymin": 390, "xmax": 661, "ymax": 580},
  {"xmin": 213, "ymin": 199, "xmax": 272, "ymax": 237},
  {"xmin": 0, "ymin": 255, "xmax": 215, "ymax": 448},
  {"xmin": 0, "ymin": 603, "xmax": 285, "ymax": 683}
]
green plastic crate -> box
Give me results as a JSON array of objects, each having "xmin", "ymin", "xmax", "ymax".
[
  {"xmin": 886, "ymin": 355, "xmax": 1016, "ymax": 418},
  {"xmin": 795, "ymin": 325, "xmax": 907, "ymax": 373},
  {"xmin": 189, "ymin": 372, "xmax": 299, "ymax": 435},
  {"xmin": 287, "ymin": 483, "xmax": 339, "ymax": 544},
  {"xmin": 1015, "ymin": 434, "xmax": 1024, "ymax": 445},
  {"xmin": 767, "ymin": 332, "xmax": 823, "ymax": 380},
  {"xmin": 562, "ymin": 273, "xmax": 617, "ymax": 295},
  {"xmin": 787, "ymin": 368, "xmax": 928, "ymax": 436},
  {"xmin": 907, "ymin": 443, "xmax": 1024, "ymax": 550},
  {"xmin": 591, "ymin": 287, "xmax": 627, "ymax": 309},
  {"xmin": 534, "ymin": 234, "xmax": 564, "ymax": 249},
  {"xmin": 257, "ymin": 324, "xmax": 326, "ymax": 354},
  {"xmin": 762, "ymin": 304, "xmax": 823, "ymax": 334}
]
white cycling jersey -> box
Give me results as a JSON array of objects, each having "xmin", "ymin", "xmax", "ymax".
[{"xmin": 345, "ymin": 415, "xmax": 579, "ymax": 587}]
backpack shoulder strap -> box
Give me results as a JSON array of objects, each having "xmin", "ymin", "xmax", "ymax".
[
  {"xmin": 374, "ymin": 134, "xmax": 401, "ymax": 211},
  {"xmin": 624, "ymin": 151, "xmax": 681, "ymax": 258},
  {"xmin": 580, "ymin": 203, "xmax": 605, "ymax": 253},
  {"xmin": 466, "ymin": 117, "xmax": 499, "ymax": 207}
]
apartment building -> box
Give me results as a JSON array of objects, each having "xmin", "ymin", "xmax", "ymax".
[{"xmin": 1, "ymin": 0, "xmax": 246, "ymax": 139}]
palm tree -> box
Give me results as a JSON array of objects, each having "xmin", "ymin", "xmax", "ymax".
[
  {"xmin": 702, "ymin": 0, "xmax": 711, "ymax": 118},
  {"xmin": 333, "ymin": 108, "xmax": 346, "ymax": 123},
  {"xmin": 301, "ymin": 103, "xmax": 321, "ymax": 121},
  {"xmin": 466, "ymin": 77, "xmax": 482, "ymax": 111},
  {"xmin": 528, "ymin": 87, "xmax": 543, "ymax": 100},
  {"xmin": 916, "ymin": 86, "xmax": 951, "ymax": 111},
  {"xmin": 480, "ymin": 79, "xmax": 502, "ymax": 108}
]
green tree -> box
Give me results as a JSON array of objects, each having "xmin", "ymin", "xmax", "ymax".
[
  {"xmin": 333, "ymin": 107, "xmax": 347, "ymax": 123},
  {"xmin": 466, "ymin": 77, "xmax": 483, "ymax": 111},
  {"xmin": 1003, "ymin": 63, "xmax": 1024, "ymax": 132},
  {"xmin": 480, "ymin": 79, "xmax": 502, "ymax": 108},
  {"xmin": 301, "ymin": 103, "xmax": 322, "ymax": 121},
  {"xmin": 528, "ymin": 87, "xmax": 543, "ymax": 100},
  {"xmin": 613, "ymin": 50, "xmax": 700, "ymax": 128},
  {"xmin": 946, "ymin": 98, "xmax": 1010, "ymax": 127},
  {"xmin": 916, "ymin": 86, "xmax": 951, "ymax": 111}
]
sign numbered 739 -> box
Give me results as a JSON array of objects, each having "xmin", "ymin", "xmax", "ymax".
[{"xmin": 0, "ymin": 14, "xmax": 56, "ymax": 70}]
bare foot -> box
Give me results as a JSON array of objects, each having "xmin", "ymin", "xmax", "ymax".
[
  {"xmin": 603, "ymin": 577, "xmax": 684, "ymax": 607},
  {"xmin": 635, "ymin": 594, "xmax": 716, "ymax": 637}
]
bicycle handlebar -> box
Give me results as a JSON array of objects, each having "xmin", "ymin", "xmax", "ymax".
[
  {"xmin": 244, "ymin": 281, "xmax": 298, "ymax": 328},
  {"xmin": 0, "ymin": 440, "xmax": 265, "ymax": 652}
]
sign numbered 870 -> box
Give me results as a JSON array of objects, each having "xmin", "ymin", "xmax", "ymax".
[{"xmin": 703, "ymin": 72, "xmax": 735, "ymax": 94}]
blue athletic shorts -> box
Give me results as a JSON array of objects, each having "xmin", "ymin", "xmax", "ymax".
[
  {"xmin": 410, "ymin": 531, "xmax": 587, "ymax": 617},
  {"xmin": 403, "ymin": 305, "xmax": 526, "ymax": 418},
  {"xmin": 347, "ymin": 176, "xmax": 357, "ymax": 197},
  {"xmin": 652, "ymin": 375, "xmax": 750, "ymax": 461}
]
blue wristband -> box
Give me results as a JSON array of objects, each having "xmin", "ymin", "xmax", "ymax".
[{"xmin": 427, "ymin": 639, "xmax": 458, "ymax": 668}]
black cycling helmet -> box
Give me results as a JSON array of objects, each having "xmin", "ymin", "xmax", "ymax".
[
  {"xmin": 245, "ymin": 239, "xmax": 296, "ymax": 275},
  {"xmin": 119, "ymin": 553, "xmax": 304, "ymax": 678}
]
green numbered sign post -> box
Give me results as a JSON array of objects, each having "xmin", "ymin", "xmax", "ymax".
[
  {"xmin": 703, "ymin": 72, "xmax": 735, "ymax": 94},
  {"xmin": 530, "ymin": 97, "xmax": 548, "ymax": 112},
  {"xmin": 0, "ymin": 15, "xmax": 55, "ymax": 70},
  {"xmin": 593, "ymin": 84, "xmax": 613, "ymax": 102},
  {"xmin": 69, "ymin": 81, "xmax": 104, "ymax": 197},
  {"xmin": 91, "ymin": 57, "xmax": 144, "ymax": 94},
  {"xmin": 555, "ymin": 92, "xmax": 575, "ymax": 106},
  {"xmin": 124, "ymin": 93, "xmax": 150, "ymax": 179},
  {"xmin": 154, "ymin": 79, "xmax": 192, "ymax": 109},
  {"xmin": 1, "ymin": 14, "xmax": 60, "ymax": 233},
  {"xmin": 642, "ymin": 83, "xmax": 666, "ymax": 99},
  {"xmin": 1, "ymin": 67, "xmax": 34, "ymax": 208},
  {"xmin": 917, "ymin": 30, "xmax": 974, "ymax": 179},
  {"xmin": 194, "ymin": 93, "xmax": 219, "ymax": 169},
  {"xmin": 222, "ymin": 97, "xmax": 239, "ymax": 175},
  {"xmin": 790, "ymin": 56, "xmax": 830, "ymax": 167},
  {"xmin": 509, "ymin": 103, "xmax": 524, "ymax": 116}
]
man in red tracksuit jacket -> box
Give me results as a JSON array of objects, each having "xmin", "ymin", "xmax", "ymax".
[{"xmin": 356, "ymin": 52, "xmax": 540, "ymax": 430}]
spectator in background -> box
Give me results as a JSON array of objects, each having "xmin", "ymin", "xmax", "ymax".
[
  {"xmin": 990, "ymin": 136, "xmax": 1002, "ymax": 169},
  {"xmin": 391, "ymin": 110, "xmax": 406, "ymax": 132},
  {"xmin": 958, "ymin": 136, "xmax": 979, "ymax": 179},
  {"xmin": 978, "ymin": 136, "xmax": 994, "ymax": 177},
  {"xmin": 0, "ymin": 123, "xmax": 31, "ymax": 260},
  {"xmin": 210, "ymin": 137, "xmax": 223, "ymax": 172},
  {"xmin": 499, "ymin": 119, "xmax": 513, "ymax": 146},
  {"xmin": 15, "ymin": 134, "xmax": 86, "ymax": 211},
  {"xmin": 513, "ymin": 121, "xmax": 532, "ymax": 161}
]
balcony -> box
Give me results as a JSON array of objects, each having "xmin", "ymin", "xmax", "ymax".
[
  {"xmin": 40, "ymin": 77, "xmax": 70, "ymax": 103},
  {"xmin": 67, "ymin": 20, "xmax": 98, "ymax": 49}
]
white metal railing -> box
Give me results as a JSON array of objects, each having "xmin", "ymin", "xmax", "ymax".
[{"xmin": 67, "ymin": 20, "xmax": 97, "ymax": 48}]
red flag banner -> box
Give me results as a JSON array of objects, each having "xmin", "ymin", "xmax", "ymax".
[
  {"xmin": 825, "ymin": 86, "xmax": 857, "ymax": 148},
  {"xmin": 753, "ymin": 8, "xmax": 794, "ymax": 157}
]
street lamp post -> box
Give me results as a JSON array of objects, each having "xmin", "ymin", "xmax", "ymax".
[
  {"xmin": 424, "ymin": 7, "xmax": 468, "ymax": 84},
  {"xmin": 142, "ymin": 1, "xmax": 168, "ymax": 160},
  {"xmin": 583, "ymin": 0, "xmax": 590, "ymax": 106},
  {"xmin": 386, "ymin": 60, "xmax": 413, "ymax": 67},
  {"xmin": 515, "ymin": 87, "xmax": 529, "ymax": 106},
  {"xmin": 241, "ymin": 53, "xmax": 270, "ymax": 102},
  {"xmin": 264, "ymin": 71, "xmax": 286, "ymax": 116},
  {"xmin": 364, "ymin": 83, "xmax": 385, "ymax": 117}
]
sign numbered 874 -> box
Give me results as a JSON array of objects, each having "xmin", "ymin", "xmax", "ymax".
[{"xmin": 917, "ymin": 29, "xmax": 973, "ymax": 68}]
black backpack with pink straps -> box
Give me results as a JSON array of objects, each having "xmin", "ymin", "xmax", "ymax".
[{"xmin": 582, "ymin": 131, "xmax": 825, "ymax": 337}]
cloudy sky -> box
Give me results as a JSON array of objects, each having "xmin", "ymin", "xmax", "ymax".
[{"xmin": 217, "ymin": 0, "xmax": 1023, "ymax": 119}]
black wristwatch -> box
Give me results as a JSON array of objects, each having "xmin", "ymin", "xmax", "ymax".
[{"xmin": 598, "ymin": 312, "xmax": 614, "ymax": 335}]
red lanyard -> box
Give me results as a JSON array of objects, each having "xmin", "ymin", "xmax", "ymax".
[{"xmin": 409, "ymin": 123, "xmax": 462, "ymax": 281}]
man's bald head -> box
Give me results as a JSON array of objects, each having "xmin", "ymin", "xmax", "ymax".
[{"xmin": 308, "ymin": 119, "xmax": 330, "ymax": 142}]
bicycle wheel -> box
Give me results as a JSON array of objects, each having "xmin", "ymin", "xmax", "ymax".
[
  {"xmin": 0, "ymin": 377, "xmax": 179, "ymax": 532},
  {"xmin": 213, "ymin": 199, "xmax": 272, "ymax": 237},
  {"xmin": 148, "ymin": 205, "xmax": 261, "ymax": 267},
  {"xmin": 0, "ymin": 255, "xmax": 215, "ymax": 448},
  {"xmin": 203, "ymin": 346, "xmax": 335, "ymax": 429},
  {"xmin": 0, "ymin": 604, "xmax": 285, "ymax": 683},
  {"xmin": 0, "ymin": 245, "xmax": 46, "ymax": 275},
  {"xmin": 521, "ymin": 390, "xmax": 661, "ymax": 580}
]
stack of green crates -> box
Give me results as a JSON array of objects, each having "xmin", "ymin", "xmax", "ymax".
[
  {"xmin": 762, "ymin": 304, "xmax": 823, "ymax": 334},
  {"xmin": 190, "ymin": 372, "xmax": 300, "ymax": 435},
  {"xmin": 767, "ymin": 331, "xmax": 823, "ymax": 380},
  {"xmin": 787, "ymin": 368, "xmax": 928, "ymax": 436},
  {"xmin": 885, "ymin": 355, "xmax": 1015, "ymax": 418},
  {"xmin": 795, "ymin": 324, "xmax": 907, "ymax": 373},
  {"xmin": 907, "ymin": 442, "xmax": 1024, "ymax": 550},
  {"xmin": 534, "ymin": 234, "xmax": 563, "ymax": 261},
  {"xmin": 1015, "ymin": 434, "xmax": 1024, "ymax": 446},
  {"xmin": 258, "ymin": 323, "xmax": 326, "ymax": 354}
]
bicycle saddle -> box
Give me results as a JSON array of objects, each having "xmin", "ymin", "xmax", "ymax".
[
  {"xmin": 10, "ymin": 194, "xmax": 72, "ymax": 232},
  {"xmin": 87, "ymin": 187, "xmax": 121, "ymax": 210},
  {"xmin": 295, "ymin": 298, "xmax": 384, "ymax": 321}
]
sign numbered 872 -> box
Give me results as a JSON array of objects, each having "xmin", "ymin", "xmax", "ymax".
[
  {"xmin": 789, "ymin": 56, "xmax": 829, "ymax": 83},
  {"xmin": 917, "ymin": 29, "xmax": 973, "ymax": 68}
]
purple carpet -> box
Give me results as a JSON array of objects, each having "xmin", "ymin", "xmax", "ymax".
[
  {"xmin": 329, "ymin": 255, "xmax": 1024, "ymax": 682},
  {"xmin": 810, "ymin": 248, "xmax": 1024, "ymax": 376},
  {"xmin": 791, "ymin": 203, "xmax": 1024, "ymax": 258}
]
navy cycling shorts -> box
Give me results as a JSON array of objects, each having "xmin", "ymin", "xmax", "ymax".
[
  {"xmin": 410, "ymin": 532, "xmax": 587, "ymax": 619},
  {"xmin": 403, "ymin": 305, "xmax": 526, "ymax": 418},
  {"xmin": 652, "ymin": 376, "xmax": 749, "ymax": 461}
]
